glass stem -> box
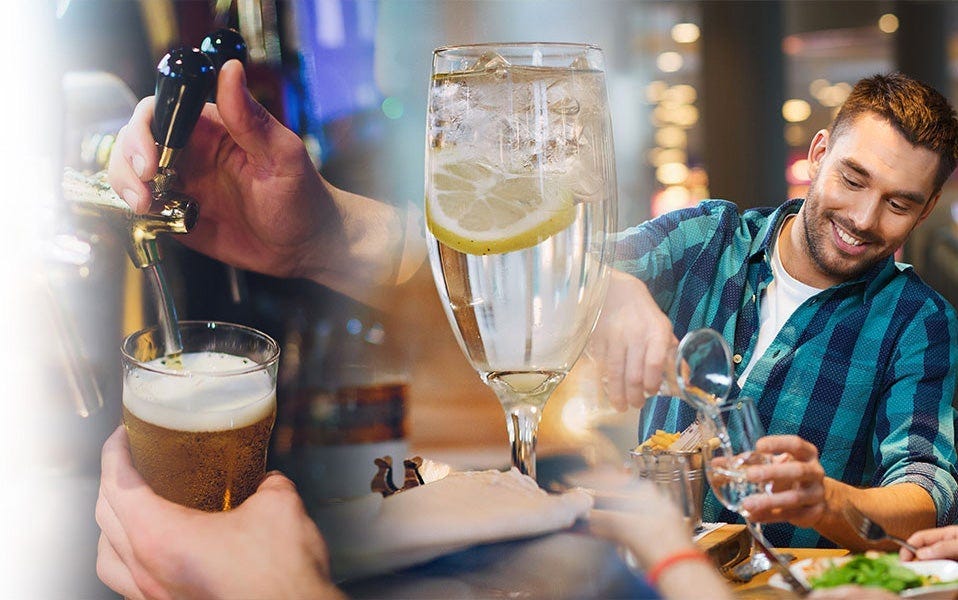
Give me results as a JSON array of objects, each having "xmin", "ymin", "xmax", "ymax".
[{"xmin": 506, "ymin": 404, "xmax": 543, "ymax": 479}]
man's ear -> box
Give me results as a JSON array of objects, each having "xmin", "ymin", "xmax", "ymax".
[{"xmin": 807, "ymin": 129, "xmax": 829, "ymax": 180}]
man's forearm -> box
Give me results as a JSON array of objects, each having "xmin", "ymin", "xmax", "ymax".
[
  {"xmin": 308, "ymin": 185, "xmax": 426, "ymax": 310},
  {"xmin": 815, "ymin": 479, "xmax": 936, "ymax": 551}
]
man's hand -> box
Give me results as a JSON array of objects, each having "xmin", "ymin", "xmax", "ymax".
[
  {"xmin": 737, "ymin": 435, "xmax": 936, "ymax": 551},
  {"xmin": 587, "ymin": 268, "xmax": 678, "ymax": 411},
  {"xmin": 107, "ymin": 60, "xmax": 409, "ymax": 305},
  {"xmin": 901, "ymin": 525, "xmax": 958, "ymax": 562},
  {"xmin": 95, "ymin": 426, "xmax": 343, "ymax": 599},
  {"xmin": 739, "ymin": 435, "xmax": 826, "ymax": 528}
]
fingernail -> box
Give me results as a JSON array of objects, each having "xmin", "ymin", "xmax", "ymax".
[
  {"xmin": 131, "ymin": 154, "xmax": 147, "ymax": 179},
  {"xmin": 121, "ymin": 188, "xmax": 141, "ymax": 210}
]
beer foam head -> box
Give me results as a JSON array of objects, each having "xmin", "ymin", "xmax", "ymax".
[{"xmin": 123, "ymin": 351, "xmax": 276, "ymax": 432}]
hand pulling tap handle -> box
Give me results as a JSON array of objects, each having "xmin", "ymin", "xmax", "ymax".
[{"xmin": 151, "ymin": 47, "xmax": 216, "ymax": 176}]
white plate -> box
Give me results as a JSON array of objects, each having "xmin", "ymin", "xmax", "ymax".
[{"xmin": 769, "ymin": 557, "xmax": 958, "ymax": 598}]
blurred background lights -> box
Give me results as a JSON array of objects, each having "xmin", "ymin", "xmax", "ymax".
[
  {"xmin": 654, "ymin": 126, "xmax": 687, "ymax": 148},
  {"xmin": 785, "ymin": 124, "xmax": 806, "ymax": 147},
  {"xmin": 782, "ymin": 99, "xmax": 812, "ymax": 122},
  {"xmin": 878, "ymin": 13, "xmax": 899, "ymax": 34},
  {"xmin": 670, "ymin": 22, "xmax": 700, "ymax": 44},
  {"xmin": 645, "ymin": 80, "xmax": 668, "ymax": 103},
  {"xmin": 673, "ymin": 104, "xmax": 699, "ymax": 127},
  {"xmin": 809, "ymin": 78, "xmax": 830, "ymax": 97},
  {"xmin": 656, "ymin": 162, "xmax": 690, "ymax": 185},
  {"xmin": 817, "ymin": 82, "xmax": 851, "ymax": 107},
  {"xmin": 656, "ymin": 51, "xmax": 683, "ymax": 73},
  {"xmin": 789, "ymin": 159, "xmax": 811, "ymax": 183},
  {"xmin": 664, "ymin": 83, "xmax": 697, "ymax": 104},
  {"xmin": 781, "ymin": 35, "xmax": 804, "ymax": 55},
  {"xmin": 381, "ymin": 96, "xmax": 403, "ymax": 119},
  {"xmin": 651, "ymin": 148, "xmax": 688, "ymax": 167},
  {"xmin": 651, "ymin": 185, "xmax": 694, "ymax": 217}
]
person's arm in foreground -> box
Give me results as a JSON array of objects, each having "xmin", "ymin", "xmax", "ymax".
[
  {"xmin": 740, "ymin": 435, "xmax": 937, "ymax": 552},
  {"xmin": 96, "ymin": 426, "xmax": 344, "ymax": 600},
  {"xmin": 108, "ymin": 59, "xmax": 423, "ymax": 309},
  {"xmin": 587, "ymin": 481, "xmax": 733, "ymax": 600}
]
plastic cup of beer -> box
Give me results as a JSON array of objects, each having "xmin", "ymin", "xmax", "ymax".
[{"xmin": 120, "ymin": 321, "xmax": 280, "ymax": 511}]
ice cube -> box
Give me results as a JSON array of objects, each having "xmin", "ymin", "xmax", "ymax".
[
  {"xmin": 468, "ymin": 51, "xmax": 511, "ymax": 72},
  {"xmin": 569, "ymin": 55, "xmax": 593, "ymax": 71}
]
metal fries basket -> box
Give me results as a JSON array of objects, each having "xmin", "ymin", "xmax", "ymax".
[{"xmin": 629, "ymin": 446, "xmax": 705, "ymax": 532}]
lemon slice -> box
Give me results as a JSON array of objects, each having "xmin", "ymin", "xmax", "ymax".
[{"xmin": 426, "ymin": 162, "xmax": 576, "ymax": 255}]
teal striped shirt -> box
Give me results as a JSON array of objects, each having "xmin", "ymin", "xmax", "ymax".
[{"xmin": 617, "ymin": 199, "xmax": 958, "ymax": 548}]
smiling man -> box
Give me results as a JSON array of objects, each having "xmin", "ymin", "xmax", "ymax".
[{"xmin": 592, "ymin": 72, "xmax": 958, "ymax": 549}]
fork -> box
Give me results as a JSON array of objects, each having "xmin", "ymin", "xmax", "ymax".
[{"xmin": 843, "ymin": 505, "xmax": 920, "ymax": 554}]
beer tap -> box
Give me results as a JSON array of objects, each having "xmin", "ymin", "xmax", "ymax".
[
  {"xmin": 62, "ymin": 47, "xmax": 215, "ymax": 268},
  {"xmin": 61, "ymin": 46, "xmax": 216, "ymax": 357}
]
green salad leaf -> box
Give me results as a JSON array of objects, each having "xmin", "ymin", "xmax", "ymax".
[{"xmin": 808, "ymin": 553, "xmax": 929, "ymax": 593}]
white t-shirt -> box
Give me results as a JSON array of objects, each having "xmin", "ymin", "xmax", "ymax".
[{"xmin": 737, "ymin": 218, "xmax": 824, "ymax": 387}]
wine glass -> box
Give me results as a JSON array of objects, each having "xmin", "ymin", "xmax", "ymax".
[
  {"xmin": 424, "ymin": 43, "xmax": 617, "ymax": 479},
  {"xmin": 700, "ymin": 397, "xmax": 775, "ymax": 581}
]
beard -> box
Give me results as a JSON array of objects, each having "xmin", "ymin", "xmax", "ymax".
[{"xmin": 800, "ymin": 182, "xmax": 889, "ymax": 283}]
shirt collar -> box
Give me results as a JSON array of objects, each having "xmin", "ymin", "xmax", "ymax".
[
  {"xmin": 750, "ymin": 198, "xmax": 900, "ymax": 301},
  {"xmin": 749, "ymin": 198, "xmax": 803, "ymax": 261}
]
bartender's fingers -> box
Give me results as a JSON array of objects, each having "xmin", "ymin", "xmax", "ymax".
[
  {"xmin": 601, "ymin": 336, "xmax": 630, "ymax": 412},
  {"xmin": 96, "ymin": 428, "xmax": 137, "ymax": 562},
  {"xmin": 108, "ymin": 97, "xmax": 158, "ymax": 213},
  {"xmin": 96, "ymin": 533, "xmax": 145, "ymax": 600},
  {"xmin": 216, "ymin": 60, "xmax": 302, "ymax": 173},
  {"xmin": 624, "ymin": 339, "xmax": 651, "ymax": 409},
  {"xmin": 641, "ymin": 333, "xmax": 674, "ymax": 399},
  {"xmin": 95, "ymin": 486, "xmax": 134, "ymax": 571}
]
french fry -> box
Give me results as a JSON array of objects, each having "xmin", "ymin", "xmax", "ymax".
[{"xmin": 637, "ymin": 429, "xmax": 682, "ymax": 451}]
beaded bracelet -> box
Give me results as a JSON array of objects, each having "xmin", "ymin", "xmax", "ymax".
[{"xmin": 645, "ymin": 548, "xmax": 712, "ymax": 587}]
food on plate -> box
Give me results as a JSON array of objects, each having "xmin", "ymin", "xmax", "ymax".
[
  {"xmin": 807, "ymin": 552, "xmax": 954, "ymax": 593},
  {"xmin": 636, "ymin": 429, "xmax": 681, "ymax": 452}
]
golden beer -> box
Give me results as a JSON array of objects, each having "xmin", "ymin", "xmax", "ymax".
[{"xmin": 121, "ymin": 322, "xmax": 280, "ymax": 511}]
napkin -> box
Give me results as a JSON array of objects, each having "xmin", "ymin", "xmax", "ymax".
[{"xmin": 314, "ymin": 466, "xmax": 594, "ymax": 581}]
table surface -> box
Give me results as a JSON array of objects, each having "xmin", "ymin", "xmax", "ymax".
[
  {"xmin": 339, "ymin": 522, "xmax": 849, "ymax": 599},
  {"xmin": 334, "ymin": 450, "xmax": 851, "ymax": 598}
]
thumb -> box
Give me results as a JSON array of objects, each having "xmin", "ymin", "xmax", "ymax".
[
  {"xmin": 215, "ymin": 60, "xmax": 290, "ymax": 163},
  {"xmin": 256, "ymin": 470, "xmax": 298, "ymax": 494}
]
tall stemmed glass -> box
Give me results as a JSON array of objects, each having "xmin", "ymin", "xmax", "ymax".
[
  {"xmin": 701, "ymin": 398, "xmax": 810, "ymax": 593},
  {"xmin": 424, "ymin": 43, "xmax": 617, "ymax": 479},
  {"xmin": 700, "ymin": 398, "xmax": 775, "ymax": 580}
]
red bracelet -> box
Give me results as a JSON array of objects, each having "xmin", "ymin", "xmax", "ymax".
[{"xmin": 645, "ymin": 548, "xmax": 712, "ymax": 586}]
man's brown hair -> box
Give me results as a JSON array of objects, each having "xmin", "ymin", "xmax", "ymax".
[{"xmin": 831, "ymin": 72, "xmax": 958, "ymax": 196}]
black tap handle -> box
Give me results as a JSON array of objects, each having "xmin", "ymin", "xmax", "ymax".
[
  {"xmin": 151, "ymin": 47, "xmax": 216, "ymax": 153},
  {"xmin": 200, "ymin": 28, "xmax": 248, "ymax": 69}
]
